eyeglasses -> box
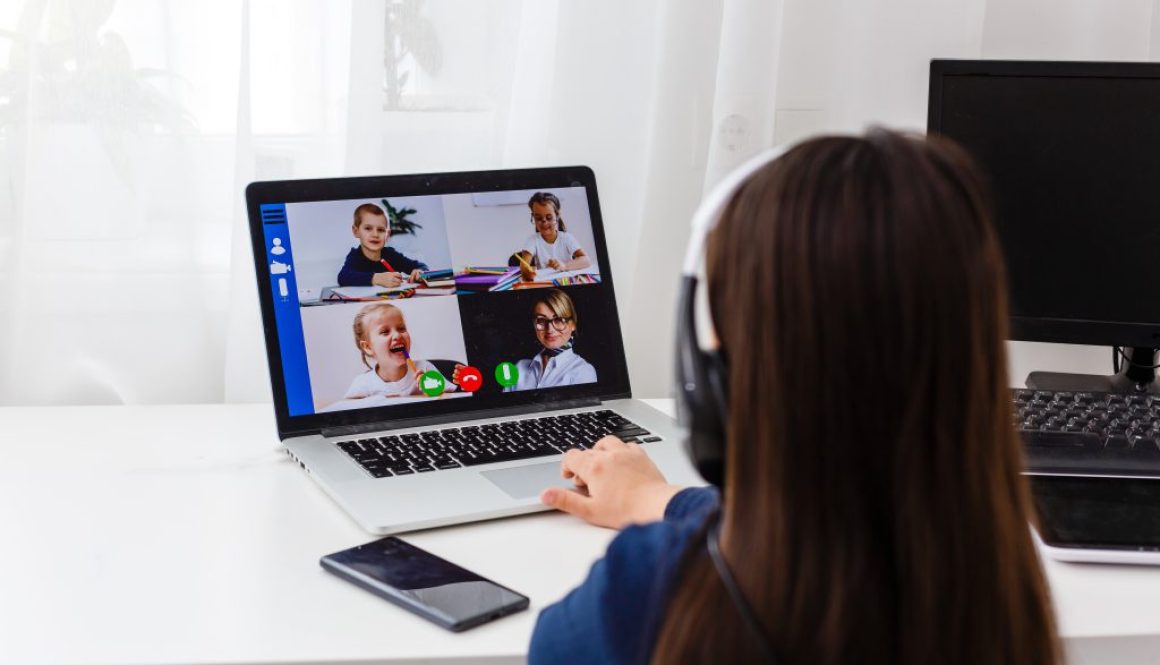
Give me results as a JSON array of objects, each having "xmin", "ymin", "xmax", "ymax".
[
  {"xmin": 530, "ymin": 214, "xmax": 557, "ymax": 224},
  {"xmin": 534, "ymin": 315, "xmax": 571, "ymax": 332}
]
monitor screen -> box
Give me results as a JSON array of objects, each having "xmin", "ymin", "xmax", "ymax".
[
  {"xmin": 250, "ymin": 170, "xmax": 629, "ymax": 433},
  {"xmin": 928, "ymin": 60, "xmax": 1160, "ymax": 348}
]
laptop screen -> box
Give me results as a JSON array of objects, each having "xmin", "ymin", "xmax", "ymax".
[{"xmin": 248, "ymin": 168, "xmax": 630, "ymax": 435}]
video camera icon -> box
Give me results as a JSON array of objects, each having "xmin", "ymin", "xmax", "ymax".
[{"xmin": 420, "ymin": 371, "xmax": 446, "ymax": 397}]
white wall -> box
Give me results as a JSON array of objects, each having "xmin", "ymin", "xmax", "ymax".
[{"xmin": 621, "ymin": 1, "xmax": 725, "ymax": 399}]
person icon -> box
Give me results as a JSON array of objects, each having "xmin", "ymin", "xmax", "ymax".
[{"xmin": 271, "ymin": 237, "xmax": 286, "ymax": 255}]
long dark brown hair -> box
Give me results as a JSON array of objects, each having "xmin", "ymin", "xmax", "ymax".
[{"xmin": 651, "ymin": 130, "xmax": 1058, "ymax": 664}]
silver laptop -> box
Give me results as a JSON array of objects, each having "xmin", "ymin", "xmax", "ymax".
[{"xmin": 246, "ymin": 167, "xmax": 700, "ymax": 533}]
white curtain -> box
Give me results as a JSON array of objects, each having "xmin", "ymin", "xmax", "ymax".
[{"xmin": 1, "ymin": 0, "xmax": 1157, "ymax": 405}]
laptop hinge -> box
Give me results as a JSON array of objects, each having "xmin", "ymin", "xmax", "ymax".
[{"xmin": 319, "ymin": 397, "xmax": 602, "ymax": 439}]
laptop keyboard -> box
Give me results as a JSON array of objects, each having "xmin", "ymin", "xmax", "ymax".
[
  {"xmin": 336, "ymin": 409, "xmax": 660, "ymax": 478},
  {"xmin": 1015, "ymin": 389, "xmax": 1160, "ymax": 475}
]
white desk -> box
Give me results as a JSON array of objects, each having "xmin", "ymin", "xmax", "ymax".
[{"xmin": 2, "ymin": 401, "xmax": 1159, "ymax": 665}]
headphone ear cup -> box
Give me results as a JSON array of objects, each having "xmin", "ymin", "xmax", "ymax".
[
  {"xmin": 693, "ymin": 349, "xmax": 729, "ymax": 487},
  {"xmin": 676, "ymin": 276, "xmax": 729, "ymax": 487}
]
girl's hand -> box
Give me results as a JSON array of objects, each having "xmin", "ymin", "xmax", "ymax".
[
  {"xmin": 546, "ymin": 258, "xmax": 564, "ymax": 270},
  {"xmin": 410, "ymin": 365, "xmax": 427, "ymax": 395},
  {"xmin": 409, "ymin": 268, "xmax": 424, "ymax": 283},
  {"xmin": 451, "ymin": 363, "xmax": 468, "ymax": 387},
  {"xmin": 540, "ymin": 436, "xmax": 683, "ymax": 529},
  {"xmin": 373, "ymin": 271, "xmax": 404, "ymax": 288},
  {"xmin": 519, "ymin": 264, "xmax": 537, "ymax": 281}
]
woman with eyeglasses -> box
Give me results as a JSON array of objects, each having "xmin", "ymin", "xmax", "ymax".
[{"xmin": 503, "ymin": 288, "xmax": 597, "ymax": 392}]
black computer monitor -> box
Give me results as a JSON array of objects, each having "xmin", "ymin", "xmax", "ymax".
[{"xmin": 928, "ymin": 59, "xmax": 1160, "ymax": 393}]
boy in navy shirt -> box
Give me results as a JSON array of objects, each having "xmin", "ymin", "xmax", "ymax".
[{"xmin": 338, "ymin": 203, "xmax": 428, "ymax": 287}]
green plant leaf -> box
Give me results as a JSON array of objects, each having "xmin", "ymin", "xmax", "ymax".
[{"xmin": 382, "ymin": 198, "xmax": 423, "ymax": 235}]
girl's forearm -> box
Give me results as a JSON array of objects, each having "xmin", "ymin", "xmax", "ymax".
[{"xmin": 564, "ymin": 255, "xmax": 591, "ymax": 271}]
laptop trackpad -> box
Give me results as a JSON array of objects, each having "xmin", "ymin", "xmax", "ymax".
[{"xmin": 481, "ymin": 462, "xmax": 573, "ymax": 499}]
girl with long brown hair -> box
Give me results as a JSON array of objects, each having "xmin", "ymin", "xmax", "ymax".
[{"xmin": 528, "ymin": 129, "xmax": 1058, "ymax": 664}]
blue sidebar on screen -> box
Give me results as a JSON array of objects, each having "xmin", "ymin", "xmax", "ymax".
[{"xmin": 260, "ymin": 203, "xmax": 314, "ymax": 416}]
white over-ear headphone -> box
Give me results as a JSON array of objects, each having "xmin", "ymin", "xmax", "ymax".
[
  {"xmin": 677, "ymin": 144, "xmax": 791, "ymax": 665},
  {"xmin": 675, "ymin": 145, "xmax": 787, "ymax": 487}
]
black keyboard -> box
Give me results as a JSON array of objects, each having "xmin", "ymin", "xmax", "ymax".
[
  {"xmin": 1014, "ymin": 389, "xmax": 1160, "ymax": 475},
  {"xmin": 335, "ymin": 409, "xmax": 660, "ymax": 478}
]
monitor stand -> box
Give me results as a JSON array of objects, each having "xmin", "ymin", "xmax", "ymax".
[{"xmin": 1025, "ymin": 346, "xmax": 1160, "ymax": 394}]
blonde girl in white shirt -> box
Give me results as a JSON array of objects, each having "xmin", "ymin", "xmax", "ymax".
[{"xmin": 344, "ymin": 303, "xmax": 458, "ymax": 399}]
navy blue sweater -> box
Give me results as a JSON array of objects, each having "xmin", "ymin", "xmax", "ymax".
[
  {"xmin": 337, "ymin": 247, "xmax": 428, "ymax": 286},
  {"xmin": 529, "ymin": 487, "xmax": 720, "ymax": 665}
]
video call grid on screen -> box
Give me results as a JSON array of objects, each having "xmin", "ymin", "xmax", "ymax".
[{"xmin": 266, "ymin": 186, "xmax": 617, "ymax": 417}]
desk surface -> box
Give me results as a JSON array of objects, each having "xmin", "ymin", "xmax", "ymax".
[{"xmin": 2, "ymin": 401, "xmax": 1159, "ymax": 665}]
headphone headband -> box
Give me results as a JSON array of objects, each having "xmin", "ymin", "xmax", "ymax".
[
  {"xmin": 682, "ymin": 146, "xmax": 789, "ymax": 277},
  {"xmin": 676, "ymin": 145, "xmax": 787, "ymax": 488}
]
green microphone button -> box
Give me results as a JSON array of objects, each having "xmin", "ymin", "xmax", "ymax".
[{"xmin": 495, "ymin": 362, "xmax": 519, "ymax": 388}]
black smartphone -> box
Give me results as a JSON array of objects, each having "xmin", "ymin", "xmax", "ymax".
[{"xmin": 319, "ymin": 536, "xmax": 530, "ymax": 632}]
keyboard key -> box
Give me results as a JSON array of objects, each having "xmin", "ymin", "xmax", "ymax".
[
  {"xmin": 1104, "ymin": 435, "xmax": 1131, "ymax": 450},
  {"xmin": 611, "ymin": 427, "xmax": 651, "ymax": 439},
  {"xmin": 1131, "ymin": 437, "xmax": 1160, "ymax": 453},
  {"xmin": 463, "ymin": 448, "xmax": 531, "ymax": 467},
  {"xmin": 1020, "ymin": 430, "xmax": 1100, "ymax": 449}
]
